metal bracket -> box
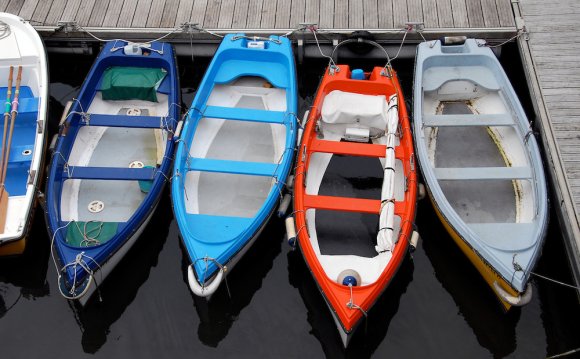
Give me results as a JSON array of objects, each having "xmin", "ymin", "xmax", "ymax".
[
  {"xmin": 181, "ymin": 22, "xmax": 200, "ymax": 34},
  {"xmin": 514, "ymin": 17, "xmax": 529, "ymax": 40},
  {"xmin": 56, "ymin": 21, "xmax": 79, "ymax": 33},
  {"xmin": 298, "ymin": 22, "xmax": 318, "ymax": 31},
  {"xmin": 37, "ymin": 119, "xmax": 43, "ymax": 134},
  {"xmin": 27, "ymin": 170, "xmax": 37, "ymax": 186},
  {"xmin": 405, "ymin": 22, "xmax": 425, "ymax": 32}
]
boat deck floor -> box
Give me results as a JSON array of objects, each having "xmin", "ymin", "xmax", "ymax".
[
  {"xmin": 316, "ymin": 154, "xmax": 383, "ymax": 258},
  {"xmin": 435, "ymin": 102, "xmax": 516, "ymax": 224}
]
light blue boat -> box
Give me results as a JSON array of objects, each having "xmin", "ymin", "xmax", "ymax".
[
  {"xmin": 172, "ymin": 34, "xmax": 297, "ymax": 297},
  {"xmin": 413, "ymin": 38, "xmax": 548, "ymax": 309}
]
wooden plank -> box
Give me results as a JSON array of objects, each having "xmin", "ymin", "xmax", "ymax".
[
  {"xmin": 245, "ymin": 0, "xmax": 262, "ymax": 28},
  {"xmin": 203, "ymin": 0, "xmax": 221, "ymax": 28},
  {"xmin": 377, "ymin": 0, "xmax": 393, "ymax": 28},
  {"xmin": 190, "ymin": 0, "xmax": 208, "ymax": 27},
  {"xmin": 44, "ymin": 0, "xmax": 67, "ymax": 25},
  {"xmin": 275, "ymin": 0, "xmax": 290, "ymax": 28},
  {"xmin": 465, "ymin": 0, "xmax": 484, "ymax": 27},
  {"xmin": 450, "ymin": 0, "xmax": 468, "ymax": 27},
  {"xmin": 31, "ymin": 0, "xmax": 52, "ymax": 24},
  {"xmin": 363, "ymin": 0, "xmax": 378, "ymax": 29},
  {"xmin": 319, "ymin": 0, "xmax": 333, "ymax": 28},
  {"xmin": 437, "ymin": 0, "xmax": 453, "ymax": 27},
  {"xmin": 422, "ymin": 0, "xmax": 439, "ymax": 28},
  {"xmin": 480, "ymin": 0, "xmax": 499, "ymax": 27},
  {"xmin": 18, "ymin": 0, "xmax": 39, "ymax": 20},
  {"xmin": 75, "ymin": 0, "xmax": 97, "ymax": 26},
  {"xmin": 290, "ymin": 0, "xmax": 305, "ymax": 28},
  {"xmin": 102, "ymin": 0, "xmax": 123, "ymax": 26},
  {"xmin": 6, "ymin": 0, "xmax": 25, "ymax": 15},
  {"xmin": 334, "ymin": 0, "xmax": 348, "ymax": 28},
  {"xmin": 407, "ymin": 0, "xmax": 423, "ymax": 23},
  {"xmin": 495, "ymin": 0, "xmax": 514, "ymax": 27},
  {"xmin": 159, "ymin": 0, "xmax": 178, "ymax": 27},
  {"xmin": 348, "ymin": 0, "xmax": 362, "ymax": 28},
  {"xmin": 232, "ymin": 0, "xmax": 250, "ymax": 28},
  {"xmin": 117, "ymin": 0, "xmax": 139, "ymax": 27},
  {"xmin": 305, "ymin": 0, "xmax": 319, "ymax": 25},
  {"xmin": 175, "ymin": 0, "xmax": 195, "ymax": 26},
  {"xmin": 61, "ymin": 0, "xmax": 82, "ymax": 21},
  {"xmin": 88, "ymin": 0, "xmax": 110, "ymax": 26},
  {"xmin": 146, "ymin": 0, "xmax": 166, "ymax": 27},
  {"xmin": 217, "ymin": 0, "xmax": 235, "ymax": 28},
  {"xmin": 392, "ymin": 0, "xmax": 407, "ymax": 28},
  {"xmin": 132, "ymin": 0, "xmax": 153, "ymax": 27},
  {"xmin": 259, "ymin": 0, "xmax": 275, "ymax": 28}
]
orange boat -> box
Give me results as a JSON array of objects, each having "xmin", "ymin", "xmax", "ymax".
[{"xmin": 290, "ymin": 64, "xmax": 418, "ymax": 346}]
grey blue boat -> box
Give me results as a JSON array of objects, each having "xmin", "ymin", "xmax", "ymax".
[{"xmin": 413, "ymin": 38, "xmax": 548, "ymax": 310}]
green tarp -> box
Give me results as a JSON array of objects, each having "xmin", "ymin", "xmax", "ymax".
[
  {"xmin": 66, "ymin": 221, "xmax": 119, "ymax": 247},
  {"xmin": 101, "ymin": 66, "xmax": 167, "ymax": 102}
]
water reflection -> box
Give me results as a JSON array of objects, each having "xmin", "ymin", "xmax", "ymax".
[
  {"xmin": 69, "ymin": 192, "xmax": 172, "ymax": 353},
  {"xmin": 288, "ymin": 249, "xmax": 413, "ymax": 358},
  {"xmin": 185, "ymin": 217, "xmax": 284, "ymax": 347},
  {"xmin": 0, "ymin": 214, "xmax": 51, "ymax": 318},
  {"xmin": 419, "ymin": 199, "xmax": 520, "ymax": 357}
]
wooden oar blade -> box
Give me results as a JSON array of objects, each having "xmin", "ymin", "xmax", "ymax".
[{"xmin": 0, "ymin": 188, "xmax": 9, "ymax": 235}]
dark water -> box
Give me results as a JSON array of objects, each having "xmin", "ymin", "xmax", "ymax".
[{"xmin": 0, "ymin": 43, "xmax": 579, "ymax": 358}]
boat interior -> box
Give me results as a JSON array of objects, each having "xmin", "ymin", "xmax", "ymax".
[
  {"xmin": 0, "ymin": 64, "xmax": 41, "ymax": 237},
  {"xmin": 184, "ymin": 76, "xmax": 287, "ymax": 219},
  {"xmin": 421, "ymin": 63, "xmax": 536, "ymax": 229},
  {"xmin": 59, "ymin": 66, "xmax": 172, "ymax": 247},
  {"xmin": 305, "ymin": 89, "xmax": 405, "ymax": 286}
]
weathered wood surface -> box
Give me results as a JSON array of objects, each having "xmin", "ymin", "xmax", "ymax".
[
  {"xmin": 521, "ymin": 0, "xmax": 580, "ymax": 215},
  {"xmin": 0, "ymin": 0, "xmax": 515, "ymax": 30}
]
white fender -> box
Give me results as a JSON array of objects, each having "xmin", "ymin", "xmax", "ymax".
[
  {"xmin": 493, "ymin": 281, "xmax": 533, "ymax": 306},
  {"xmin": 188, "ymin": 264, "xmax": 224, "ymax": 297}
]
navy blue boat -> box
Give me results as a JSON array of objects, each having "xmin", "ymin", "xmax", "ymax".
[{"xmin": 45, "ymin": 41, "xmax": 180, "ymax": 305}]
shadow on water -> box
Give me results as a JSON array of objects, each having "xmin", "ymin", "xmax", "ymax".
[
  {"xmin": 68, "ymin": 191, "xmax": 173, "ymax": 353},
  {"xmin": 417, "ymin": 199, "xmax": 521, "ymax": 358},
  {"xmin": 535, "ymin": 206, "xmax": 580, "ymax": 357},
  {"xmin": 288, "ymin": 249, "xmax": 414, "ymax": 359},
  {"xmin": 183, "ymin": 216, "xmax": 285, "ymax": 347},
  {"xmin": 0, "ymin": 213, "xmax": 51, "ymax": 319}
]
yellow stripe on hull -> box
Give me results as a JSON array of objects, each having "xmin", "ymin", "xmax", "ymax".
[
  {"xmin": 0, "ymin": 237, "xmax": 27, "ymax": 256},
  {"xmin": 430, "ymin": 195, "xmax": 518, "ymax": 311}
]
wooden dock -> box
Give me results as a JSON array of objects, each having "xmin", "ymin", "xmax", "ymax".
[
  {"xmin": 515, "ymin": 0, "xmax": 580, "ymax": 292},
  {"xmin": 1, "ymin": 0, "xmax": 516, "ymax": 42}
]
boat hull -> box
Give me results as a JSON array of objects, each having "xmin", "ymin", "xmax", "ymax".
[
  {"xmin": 0, "ymin": 12, "xmax": 48, "ymax": 255},
  {"xmin": 413, "ymin": 38, "xmax": 548, "ymax": 309},
  {"xmin": 293, "ymin": 65, "xmax": 417, "ymax": 346},
  {"xmin": 172, "ymin": 34, "xmax": 298, "ymax": 297},
  {"xmin": 45, "ymin": 40, "xmax": 180, "ymax": 304}
]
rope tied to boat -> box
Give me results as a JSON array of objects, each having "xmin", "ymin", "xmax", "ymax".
[
  {"xmin": 346, "ymin": 283, "xmax": 368, "ymax": 333},
  {"xmin": 231, "ymin": 35, "xmax": 282, "ymax": 44},
  {"xmin": 306, "ymin": 25, "xmax": 339, "ymax": 74},
  {"xmin": 0, "ymin": 21, "xmax": 10, "ymax": 40},
  {"xmin": 50, "ymin": 221, "xmax": 103, "ymax": 302},
  {"xmin": 74, "ymin": 220, "xmax": 104, "ymax": 247},
  {"xmin": 52, "ymin": 151, "xmax": 73, "ymax": 178}
]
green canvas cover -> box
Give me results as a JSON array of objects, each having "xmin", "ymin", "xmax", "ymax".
[
  {"xmin": 101, "ymin": 67, "xmax": 167, "ymax": 102},
  {"xmin": 66, "ymin": 221, "xmax": 119, "ymax": 247}
]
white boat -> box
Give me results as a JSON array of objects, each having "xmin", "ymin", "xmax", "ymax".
[{"xmin": 0, "ymin": 12, "xmax": 48, "ymax": 255}]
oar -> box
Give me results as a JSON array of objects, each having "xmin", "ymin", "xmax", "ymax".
[
  {"xmin": 0, "ymin": 66, "xmax": 21, "ymax": 233},
  {"xmin": 0, "ymin": 66, "xmax": 13, "ymax": 187}
]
